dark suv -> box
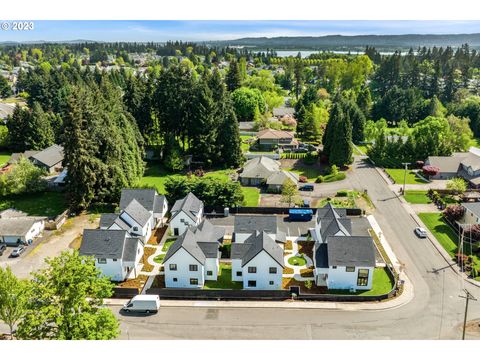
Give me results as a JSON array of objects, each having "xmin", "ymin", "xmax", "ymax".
[{"xmin": 0, "ymin": 243, "xmax": 7, "ymax": 256}]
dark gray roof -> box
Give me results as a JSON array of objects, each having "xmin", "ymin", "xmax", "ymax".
[
  {"xmin": 163, "ymin": 219, "xmax": 222, "ymax": 265},
  {"xmin": 123, "ymin": 237, "xmax": 141, "ymax": 262},
  {"xmin": 171, "ymin": 192, "xmax": 203, "ymax": 222},
  {"xmin": 462, "ymin": 202, "xmax": 480, "ymax": 219},
  {"xmin": 99, "ymin": 213, "xmax": 118, "ymax": 228},
  {"xmin": 314, "ymin": 242, "xmax": 329, "ymax": 268},
  {"xmin": 232, "ymin": 231, "xmax": 284, "ymax": 268},
  {"xmin": 321, "ymin": 217, "xmax": 352, "ymax": 238},
  {"xmin": 326, "ymin": 236, "xmax": 376, "ymax": 267},
  {"xmin": 80, "ymin": 229, "xmax": 128, "ymax": 260},
  {"xmin": 316, "ymin": 203, "xmax": 347, "ymax": 224},
  {"xmin": 119, "ymin": 188, "xmax": 167, "ymax": 214},
  {"xmin": 30, "ymin": 144, "xmax": 64, "ymax": 168},
  {"xmin": 234, "ymin": 215, "xmax": 277, "ymax": 234},
  {"xmin": 276, "ymin": 230, "xmax": 287, "ymax": 244},
  {"xmin": 122, "ymin": 199, "xmax": 151, "ymax": 227},
  {"xmin": 8, "ymin": 151, "xmax": 39, "ymax": 164}
]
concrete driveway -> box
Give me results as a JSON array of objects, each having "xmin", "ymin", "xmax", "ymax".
[{"xmin": 0, "ymin": 214, "xmax": 99, "ymax": 279}]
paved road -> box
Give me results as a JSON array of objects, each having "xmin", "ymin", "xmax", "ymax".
[{"xmin": 114, "ymin": 157, "xmax": 480, "ymax": 340}]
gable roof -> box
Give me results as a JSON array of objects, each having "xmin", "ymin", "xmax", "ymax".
[
  {"xmin": 257, "ymin": 128, "xmax": 294, "ymax": 140},
  {"xmin": 80, "ymin": 229, "xmax": 129, "ymax": 260},
  {"xmin": 462, "ymin": 202, "xmax": 480, "ymax": 219},
  {"xmin": 0, "ymin": 217, "xmax": 44, "ymax": 237},
  {"xmin": 231, "ymin": 231, "xmax": 284, "ymax": 268},
  {"xmin": 99, "ymin": 213, "xmax": 118, "ymax": 229},
  {"xmin": 320, "ymin": 217, "xmax": 352, "ymax": 238},
  {"xmin": 266, "ymin": 170, "xmax": 299, "ymax": 186},
  {"xmin": 316, "ymin": 203, "xmax": 347, "ymax": 224},
  {"xmin": 314, "ymin": 242, "xmax": 329, "ymax": 269},
  {"xmin": 121, "ymin": 199, "xmax": 151, "ymax": 227},
  {"xmin": 326, "ymin": 236, "xmax": 376, "ymax": 267},
  {"xmin": 163, "ymin": 219, "xmax": 222, "ymax": 265},
  {"xmin": 240, "ymin": 156, "xmax": 281, "ymax": 179},
  {"xmin": 171, "ymin": 192, "xmax": 203, "ymax": 222},
  {"xmin": 119, "ymin": 188, "xmax": 167, "ymax": 214},
  {"xmin": 234, "ymin": 215, "xmax": 278, "ymax": 234},
  {"xmin": 29, "ymin": 144, "xmax": 64, "ymax": 168},
  {"xmin": 8, "ymin": 150, "xmax": 39, "ymax": 164}
]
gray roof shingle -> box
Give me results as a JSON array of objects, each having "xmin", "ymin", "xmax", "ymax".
[
  {"xmin": 122, "ymin": 199, "xmax": 151, "ymax": 227},
  {"xmin": 0, "ymin": 217, "xmax": 44, "ymax": 237},
  {"xmin": 314, "ymin": 242, "xmax": 329, "ymax": 268},
  {"xmin": 171, "ymin": 192, "xmax": 203, "ymax": 222},
  {"xmin": 80, "ymin": 229, "xmax": 128, "ymax": 260},
  {"xmin": 240, "ymin": 156, "xmax": 281, "ymax": 180},
  {"xmin": 99, "ymin": 213, "xmax": 118, "ymax": 228},
  {"xmin": 232, "ymin": 231, "xmax": 284, "ymax": 268},
  {"xmin": 119, "ymin": 188, "xmax": 167, "ymax": 214},
  {"xmin": 30, "ymin": 144, "xmax": 64, "ymax": 168},
  {"xmin": 326, "ymin": 236, "xmax": 376, "ymax": 267},
  {"xmin": 234, "ymin": 215, "xmax": 277, "ymax": 234}
]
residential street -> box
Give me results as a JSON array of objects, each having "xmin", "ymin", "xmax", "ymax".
[{"xmin": 113, "ymin": 157, "xmax": 480, "ymax": 340}]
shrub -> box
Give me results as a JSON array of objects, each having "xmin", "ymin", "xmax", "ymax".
[
  {"xmin": 315, "ymin": 175, "xmax": 324, "ymax": 183},
  {"xmin": 336, "ymin": 190, "xmax": 349, "ymax": 197},
  {"xmin": 422, "ymin": 165, "xmax": 440, "ymax": 177},
  {"xmin": 443, "ymin": 204, "xmax": 465, "ymax": 222},
  {"xmin": 305, "ymin": 280, "xmax": 313, "ymax": 290},
  {"xmin": 330, "ymin": 164, "xmax": 339, "ymax": 176}
]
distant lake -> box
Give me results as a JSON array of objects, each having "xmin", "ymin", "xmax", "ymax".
[{"xmin": 267, "ymin": 50, "xmax": 396, "ymax": 57}]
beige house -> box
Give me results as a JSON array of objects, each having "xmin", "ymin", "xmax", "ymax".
[
  {"xmin": 239, "ymin": 156, "xmax": 281, "ymax": 186},
  {"xmin": 256, "ymin": 129, "xmax": 298, "ymax": 150}
]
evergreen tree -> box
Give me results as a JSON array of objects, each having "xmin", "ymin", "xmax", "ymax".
[
  {"xmin": 345, "ymin": 99, "xmax": 366, "ymax": 144},
  {"xmin": 0, "ymin": 75, "xmax": 12, "ymax": 98},
  {"xmin": 329, "ymin": 111, "xmax": 353, "ymax": 167},
  {"xmin": 26, "ymin": 102, "xmax": 55, "ymax": 150},
  {"xmin": 216, "ymin": 99, "xmax": 243, "ymax": 168},
  {"xmin": 225, "ymin": 59, "xmax": 242, "ymax": 92}
]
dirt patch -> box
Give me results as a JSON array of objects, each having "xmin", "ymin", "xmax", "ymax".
[
  {"xmin": 297, "ymin": 240, "xmax": 314, "ymax": 259},
  {"xmin": 151, "ymin": 275, "xmax": 165, "ymax": 289},
  {"xmin": 69, "ymin": 235, "xmax": 82, "ymax": 250},
  {"xmin": 285, "ymin": 240, "xmax": 293, "ymax": 251},
  {"xmin": 466, "ymin": 319, "xmax": 480, "ymax": 335}
]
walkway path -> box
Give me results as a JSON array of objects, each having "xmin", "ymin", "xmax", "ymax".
[{"xmin": 283, "ymin": 237, "xmax": 315, "ymax": 281}]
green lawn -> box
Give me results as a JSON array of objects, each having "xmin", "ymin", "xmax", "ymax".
[
  {"xmin": 404, "ymin": 190, "xmax": 432, "ymax": 204},
  {"xmin": 204, "ymin": 263, "xmax": 243, "ymax": 289},
  {"xmin": 418, "ymin": 213, "xmax": 459, "ymax": 256},
  {"xmin": 328, "ymin": 268, "xmax": 395, "ymax": 296},
  {"xmin": 139, "ymin": 162, "xmax": 234, "ymax": 194},
  {"xmin": 241, "ymin": 187, "xmax": 260, "ymax": 206},
  {"xmin": 288, "ymin": 256, "xmax": 307, "ymax": 266},
  {"xmin": 288, "ymin": 166, "xmax": 323, "ymax": 182},
  {"xmin": 356, "ymin": 144, "xmax": 369, "ymax": 155},
  {"xmin": 153, "ymin": 254, "xmax": 165, "ymax": 264},
  {"xmin": 385, "ymin": 168, "xmax": 428, "ymax": 185},
  {"xmin": 161, "ymin": 238, "xmax": 176, "ymax": 252},
  {"xmin": 0, "ymin": 191, "xmax": 67, "ymax": 217},
  {"xmin": 240, "ymin": 135, "xmax": 255, "ymax": 153},
  {"xmin": 0, "ymin": 151, "xmax": 10, "ymax": 167}
]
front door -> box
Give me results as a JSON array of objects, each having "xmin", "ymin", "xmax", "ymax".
[{"xmin": 174, "ymin": 228, "xmax": 179, "ymax": 236}]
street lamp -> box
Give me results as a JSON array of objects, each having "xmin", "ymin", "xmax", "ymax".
[{"xmin": 401, "ymin": 162, "xmax": 411, "ymax": 195}]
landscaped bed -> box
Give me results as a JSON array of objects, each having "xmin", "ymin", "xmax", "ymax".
[
  {"xmin": 284, "ymin": 240, "xmax": 293, "ymax": 251},
  {"xmin": 147, "ymin": 226, "xmax": 167, "ymax": 245},
  {"xmin": 141, "ymin": 247, "xmax": 157, "ymax": 272},
  {"xmin": 153, "ymin": 254, "xmax": 165, "ymax": 264},
  {"xmin": 297, "ymin": 240, "xmax": 314, "ymax": 259},
  {"xmin": 116, "ymin": 274, "xmax": 148, "ymax": 290},
  {"xmin": 288, "ymin": 255, "xmax": 307, "ymax": 266},
  {"xmin": 283, "ymin": 266, "xmax": 294, "ymax": 275},
  {"xmin": 204, "ymin": 263, "xmax": 243, "ymax": 289},
  {"xmin": 300, "ymin": 267, "xmax": 314, "ymax": 277},
  {"xmin": 162, "ymin": 238, "xmax": 177, "ymax": 252}
]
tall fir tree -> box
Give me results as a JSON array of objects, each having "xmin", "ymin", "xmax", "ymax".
[
  {"xmin": 225, "ymin": 60, "xmax": 242, "ymax": 92},
  {"xmin": 329, "ymin": 111, "xmax": 353, "ymax": 167}
]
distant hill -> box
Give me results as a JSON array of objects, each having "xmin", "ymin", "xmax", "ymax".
[
  {"xmin": 0, "ymin": 39, "xmax": 99, "ymax": 46},
  {"xmin": 208, "ymin": 34, "xmax": 480, "ymax": 51}
]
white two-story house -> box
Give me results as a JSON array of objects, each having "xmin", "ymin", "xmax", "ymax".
[
  {"xmin": 80, "ymin": 229, "xmax": 144, "ymax": 281},
  {"xmin": 170, "ymin": 192, "xmax": 204, "ymax": 236},
  {"xmin": 233, "ymin": 215, "xmax": 287, "ymax": 244},
  {"xmin": 163, "ymin": 219, "xmax": 225, "ymax": 288},
  {"xmin": 231, "ymin": 231, "xmax": 284, "ymax": 290},
  {"xmin": 119, "ymin": 188, "xmax": 168, "ymax": 228},
  {"xmin": 311, "ymin": 204, "xmax": 376, "ymax": 291}
]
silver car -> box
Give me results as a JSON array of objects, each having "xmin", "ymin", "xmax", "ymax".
[{"xmin": 414, "ymin": 227, "xmax": 428, "ymax": 238}]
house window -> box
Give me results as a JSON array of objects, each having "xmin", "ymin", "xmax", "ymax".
[
  {"xmin": 113, "ymin": 259, "xmax": 117, "ymax": 262},
  {"xmin": 169, "ymin": 264, "xmax": 177, "ymax": 271},
  {"xmin": 98, "ymin": 258, "xmax": 106, "ymax": 264},
  {"xmin": 174, "ymin": 228, "xmax": 179, "ymax": 236},
  {"xmin": 189, "ymin": 264, "xmax": 198, "ymax": 271},
  {"xmin": 190, "ymin": 278, "xmax": 198, "ymax": 285},
  {"xmin": 269, "ymin": 267, "xmax": 277, "ymax": 274},
  {"xmin": 247, "ymin": 280, "xmax": 256, "ymax": 287},
  {"xmin": 248, "ymin": 267, "xmax": 256, "ymax": 273},
  {"xmin": 357, "ymin": 269, "xmax": 369, "ymax": 286},
  {"xmin": 173, "ymin": 278, "xmax": 177, "ymax": 282},
  {"xmin": 269, "ymin": 281, "xmax": 274, "ymax": 285},
  {"xmin": 133, "ymin": 226, "xmax": 138, "ymax": 231},
  {"xmin": 206, "ymin": 271, "xmax": 213, "ymax": 276},
  {"xmin": 236, "ymin": 271, "xmax": 242, "ymax": 277},
  {"xmin": 346, "ymin": 266, "xmax": 355, "ymax": 272},
  {"xmin": 332, "ymin": 266, "xmax": 337, "ymax": 269}
]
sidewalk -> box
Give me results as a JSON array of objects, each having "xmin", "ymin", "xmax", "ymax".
[{"xmin": 104, "ymin": 277, "xmax": 413, "ymax": 311}]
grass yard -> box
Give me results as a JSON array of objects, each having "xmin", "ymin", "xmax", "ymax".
[
  {"xmin": 288, "ymin": 166, "xmax": 322, "ymax": 182},
  {"xmin": 240, "ymin": 135, "xmax": 255, "ymax": 153},
  {"xmin": 404, "ymin": 190, "xmax": 432, "ymax": 204},
  {"xmin": 0, "ymin": 191, "xmax": 67, "ymax": 217},
  {"xmin": 385, "ymin": 168, "xmax": 428, "ymax": 185},
  {"xmin": 287, "ymin": 255, "xmax": 307, "ymax": 266},
  {"xmin": 356, "ymin": 144, "xmax": 369, "ymax": 155},
  {"xmin": 162, "ymin": 238, "xmax": 176, "ymax": 252},
  {"xmin": 328, "ymin": 268, "xmax": 394, "ymax": 296},
  {"xmin": 241, "ymin": 187, "xmax": 260, "ymax": 206},
  {"xmin": 153, "ymin": 254, "xmax": 165, "ymax": 264},
  {"xmin": 204, "ymin": 263, "xmax": 243, "ymax": 289},
  {"xmin": 0, "ymin": 151, "xmax": 10, "ymax": 167},
  {"xmin": 139, "ymin": 162, "xmax": 234, "ymax": 194}
]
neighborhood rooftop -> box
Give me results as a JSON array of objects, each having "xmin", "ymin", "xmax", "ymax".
[
  {"xmin": 231, "ymin": 231, "xmax": 284, "ymax": 267},
  {"xmin": 80, "ymin": 229, "xmax": 140, "ymax": 261},
  {"xmin": 326, "ymin": 236, "xmax": 376, "ymax": 268},
  {"xmin": 30, "ymin": 144, "xmax": 64, "ymax": 168},
  {"xmin": 119, "ymin": 188, "xmax": 166, "ymax": 214},
  {"xmin": 0, "ymin": 217, "xmax": 45, "ymax": 237},
  {"xmin": 234, "ymin": 215, "xmax": 278, "ymax": 234},
  {"xmin": 171, "ymin": 192, "xmax": 203, "ymax": 222}
]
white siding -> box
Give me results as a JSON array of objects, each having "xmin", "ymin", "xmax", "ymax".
[
  {"xmin": 242, "ymin": 251, "xmax": 282, "ymax": 290},
  {"xmin": 234, "ymin": 232, "xmax": 252, "ymax": 244},
  {"xmin": 462, "ymin": 208, "xmax": 480, "ymax": 224},
  {"xmin": 327, "ymin": 266, "xmax": 374, "ymax": 291},
  {"xmin": 204, "ymin": 258, "xmax": 219, "ymax": 281},
  {"xmin": 0, "ymin": 220, "xmax": 44, "ymax": 245},
  {"xmin": 231, "ymin": 259, "xmax": 243, "ymax": 281},
  {"xmin": 164, "ymin": 248, "xmax": 205, "ymax": 288},
  {"xmin": 170, "ymin": 210, "xmax": 201, "ymax": 236},
  {"xmin": 95, "ymin": 258, "xmax": 127, "ymax": 282}
]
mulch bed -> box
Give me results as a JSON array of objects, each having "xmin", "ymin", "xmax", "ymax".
[
  {"xmin": 283, "ymin": 266, "xmax": 294, "ymax": 275},
  {"xmin": 300, "ymin": 267, "xmax": 314, "ymax": 277},
  {"xmin": 141, "ymin": 247, "xmax": 157, "ymax": 272},
  {"xmin": 150, "ymin": 275, "xmax": 165, "ymax": 289},
  {"xmin": 297, "ymin": 241, "xmax": 314, "ymax": 259},
  {"xmin": 147, "ymin": 226, "xmax": 168, "ymax": 245},
  {"xmin": 282, "ymin": 278, "xmax": 327, "ymax": 294},
  {"xmin": 284, "ymin": 240, "xmax": 293, "ymax": 251},
  {"xmin": 116, "ymin": 274, "xmax": 148, "ymax": 289}
]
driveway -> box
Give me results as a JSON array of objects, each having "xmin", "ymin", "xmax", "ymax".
[{"xmin": 0, "ymin": 214, "xmax": 99, "ymax": 279}]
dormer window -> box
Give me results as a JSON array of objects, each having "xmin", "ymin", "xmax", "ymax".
[{"xmin": 133, "ymin": 226, "xmax": 138, "ymax": 231}]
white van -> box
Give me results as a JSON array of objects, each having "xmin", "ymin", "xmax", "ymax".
[{"xmin": 123, "ymin": 295, "xmax": 160, "ymax": 313}]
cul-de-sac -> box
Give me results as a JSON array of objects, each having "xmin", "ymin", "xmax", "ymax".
[{"xmin": 1, "ymin": 21, "xmax": 480, "ymax": 340}]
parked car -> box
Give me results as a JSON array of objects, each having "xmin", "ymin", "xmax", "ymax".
[
  {"xmin": 122, "ymin": 295, "xmax": 160, "ymax": 314},
  {"xmin": 0, "ymin": 243, "xmax": 6, "ymax": 256},
  {"xmin": 299, "ymin": 184, "xmax": 314, "ymax": 191},
  {"xmin": 10, "ymin": 245, "xmax": 25, "ymax": 258},
  {"xmin": 414, "ymin": 227, "xmax": 428, "ymax": 238}
]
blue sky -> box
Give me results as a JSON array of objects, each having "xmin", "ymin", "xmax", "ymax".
[{"xmin": 0, "ymin": 20, "xmax": 479, "ymax": 42}]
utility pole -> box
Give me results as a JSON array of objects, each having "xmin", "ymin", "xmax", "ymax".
[
  {"xmin": 401, "ymin": 162, "xmax": 410, "ymax": 195},
  {"xmin": 459, "ymin": 289, "xmax": 477, "ymax": 340}
]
